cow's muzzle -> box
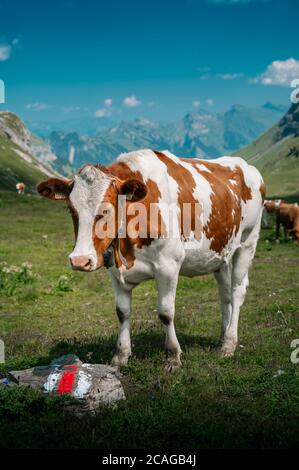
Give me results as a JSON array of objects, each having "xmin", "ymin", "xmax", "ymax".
[{"xmin": 70, "ymin": 255, "xmax": 95, "ymax": 272}]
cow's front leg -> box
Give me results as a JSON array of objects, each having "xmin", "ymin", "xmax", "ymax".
[
  {"xmin": 110, "ymin": 275, "xmax": 132, "ymax": 367},
  {"xmin": 275, "ymin": 216, "xmax": 281, "ymax": 241},
  {"xmin": 155, "ymin": 270, "xmax": 182, "ymax": 372}
]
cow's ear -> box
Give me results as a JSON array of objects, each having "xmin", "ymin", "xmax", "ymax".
[
  {"xmin": 118, "ymin": 178, "xmax": 147, "ymax": 202},
  {"xmin": 37, "ymin": 178, "xmax": 73, "ymax": 200}
]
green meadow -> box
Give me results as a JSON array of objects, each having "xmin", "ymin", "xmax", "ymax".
[{"xmin": 0, "ymin": 190, "xmax": 298, "ymax": 448}]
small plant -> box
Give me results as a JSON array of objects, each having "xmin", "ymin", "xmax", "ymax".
[
  {"xmin": 55, "ymin": 274, "xmax": 73, "ymax": 293},
  {"xmin": 0, "ymin": 262, "xmax": 35, "ymax": 296}
]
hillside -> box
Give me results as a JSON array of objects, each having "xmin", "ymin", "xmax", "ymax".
[
  {"xmin": 0, "ymin": 112, "xmax": 58, "ymax": 192},
  {"xmin": 236, "ymin": 103, "xmax": 299, "ymax": 198}
]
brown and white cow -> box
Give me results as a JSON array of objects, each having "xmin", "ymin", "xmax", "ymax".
[
  {"xmin": 37, "ymin": 150, "xmax": 265, "ymax": 371},
  {"xmin": 264, "ymin": 200, "xmax": 299, "ymax": 242},
  {"xmin": 16, "ymin": 182, "xmax": 26, "ymax": 195}
]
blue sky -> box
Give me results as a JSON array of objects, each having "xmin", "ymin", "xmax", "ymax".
[{"xmin": 0, "ymin": 0, "xmax": 298, "ymax": 122}]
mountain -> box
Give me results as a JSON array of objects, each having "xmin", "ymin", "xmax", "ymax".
[
  {"xmin": 236, "ymin": 102, "xmax": 299, "ymax": 198},
  {"xmin": 0, "ymin": 112, "xmax": 58, "ymax": 191},
  {"xmin": 43, "ymin": 103, "xmax": 286, "ymax": 174},
  {"xmin": 29, "ymin": 116, "xmax": 115, "ymax": 138}
]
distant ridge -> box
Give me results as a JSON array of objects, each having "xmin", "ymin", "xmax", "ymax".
[{"xmin": 236, "ymin": 102, "xmax": 299, "ymax": 198}]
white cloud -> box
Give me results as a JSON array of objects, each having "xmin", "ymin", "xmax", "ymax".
[
  {"xmin": 217, "ymin": 73, "xmax": 244, "ymax": 80},
  {"xmin": 123, "ymin": 95, "xmax": 141, "ymax": 108},
  {"xmin": 95, "ymin": 98, "xmax": 113, "ymax": 117},
  {"xmin": 251, "ymin": 58, "xmax": 299, "ymax": 86},
  {"xmin": 0, "ymin": 37, "xmax": 20, "ymax": 62},
  {"xmin": 0, "ymin": 44, "xmax": 12, "ymax": 62},
  {"xmin": 206, "ymin": 98, "xmax": 214, "ymax": 106},
  {"xmin": 199, "ymin": 71, "xmax": 244, "ymax": 81},
  {"xmin": 95, "ymin": 108, "xmax": 110, "ymax": 118},
  {"xmin": 26, "ymin": 102, "xmax": 51, "ymax": 111},
  {"xmin": 193, "ymin": 100, "xmax": 201, "ymax": 108},
  {"xmin": 63, "ymin": 106, "xmax": 81, "ymax": 113},
  {"xmin": 104, "ymin": 98, "xmax": 112, "ymax": 108},
  {"xmin": 199, "ymin": 74, "xmax": 210, "ymax": 81}
]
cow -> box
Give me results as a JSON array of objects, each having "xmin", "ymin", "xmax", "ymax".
[
  {"xmin": 264, "ymin": 200, "xmax": 299, "ymax": 242},
  {"xmin": 263, "ymin": 199, "xmax": 286, "ymax": 229},
  {"xmin": 37, "ymin": 150, "xmax": 265, "ymax": 371},
  {"xmin": 16, "ymin": 182, "xmax": 26, "ymax": 195}
]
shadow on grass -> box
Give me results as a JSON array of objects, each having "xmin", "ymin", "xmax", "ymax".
[{"xmin": 47, "ymin": 331, "xmax": 218, "ymax": 364}]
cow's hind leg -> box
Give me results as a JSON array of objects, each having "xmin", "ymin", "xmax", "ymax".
[
  {"xmin": 220, "ymin": 224, "xmax": 260, "ymax": 357},
  {"xmin": 155, "ymin": 268, "xmax": 182, "ymax": 372},
  {"xmin": 214, "ymin": 263, "xmax": 233, "ymax": 348},
  {"xmin": 110, "ymin": 275, "xmax": 133, "ymax": 367}
]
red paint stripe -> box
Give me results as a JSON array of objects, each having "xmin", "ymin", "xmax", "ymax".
[{"xmin": 57, "ymin": 364, "xmax": 78, "ymax": 395}]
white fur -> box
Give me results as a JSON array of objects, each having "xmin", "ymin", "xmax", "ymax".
[{"xmin": 69, "ymin": 165, "xmax": 111, "ymax": 268}]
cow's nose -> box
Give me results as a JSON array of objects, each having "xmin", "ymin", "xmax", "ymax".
[{"xmin": 70, "ymin": 255, "xmax": 92, "ymax": 271}]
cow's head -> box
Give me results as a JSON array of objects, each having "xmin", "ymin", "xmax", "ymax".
[
  {"xmin": 37, "ymin": 165, "xmax": 147, "ymax": 271},
  {"xmin": 264, "ymin": 199, "xmax": 282, "ymax": 214}
]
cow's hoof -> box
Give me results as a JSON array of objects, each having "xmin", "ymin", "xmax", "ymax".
[
  {"xmin": 164, "ymin": 357, "xmax": 181, "ymax": 372},
  {"xmin": 111, "ymin": 354, "xmax": 130, "ymax": 367},
  {"xmin": 219, "ymin": 348, "xmax": 235, "ymax": 358},
  {"xmin": 218, "ymin": 343, "xmax": 236, "ymax": 358},
  {"xmin": 217, "ymin": 337, "xmax": 237, "ymax": 357}
]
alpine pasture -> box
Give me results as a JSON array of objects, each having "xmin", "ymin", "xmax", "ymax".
[{"xmin": 0, "ymin": 190, "xmax": 298, "ymax": 448}]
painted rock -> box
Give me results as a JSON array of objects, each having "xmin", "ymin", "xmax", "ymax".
[{"xmin": 3, "ymin": 354, "xmax": 125, "ymax": 413}]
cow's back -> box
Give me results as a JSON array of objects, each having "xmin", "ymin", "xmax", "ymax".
[{"xmin": 108, "ymin": 150, "xmax": 264, "ymax": 276}]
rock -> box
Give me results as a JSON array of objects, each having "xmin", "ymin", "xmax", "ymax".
[{"xmin": 2, "ymin": 354, "xmax": 125, "ymax": 413}]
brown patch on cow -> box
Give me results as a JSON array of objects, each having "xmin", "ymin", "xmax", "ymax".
[
  {"xmin": 259, "ymin": 182, "xmax": 266, "ymax": 202},
  {"xmin": 90, "ymin": 160, "xmax": 167, "ymax": 269},
  {"xmin": 179, "ymin": 158, "xmax": 252, "ymax": 254},
  {"xmin": 154, "ymin": 151, "xmax": 202, "ymax": 240}
]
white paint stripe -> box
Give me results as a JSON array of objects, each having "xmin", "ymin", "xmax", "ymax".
[
  {"xmin": 73, "ymin": 370, "xmax": 92, "ymax": 398},
  {"xmin": 43, "ymin": 369, "xmax": 61, "ymax": 392}
]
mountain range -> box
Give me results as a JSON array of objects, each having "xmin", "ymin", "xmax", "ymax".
[
  {"xmin": 0, "ymin": 101, "xmax": 297, "ymax": 198},
  {"xmin": 30, "ymin": 103, "xmax": 287, "ymax": 175}
]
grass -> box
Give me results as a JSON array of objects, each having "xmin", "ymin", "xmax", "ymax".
[
  {"xmin": 236, "ymin": 124, "xmax": 299, "ymax": 198},
  {"xmin": 0, "ymin": 190, "xmax": 298, "ymax": 449},
  {"xmin": 0, "ymin": 129, "xmax": 51, "ymax": 192}
]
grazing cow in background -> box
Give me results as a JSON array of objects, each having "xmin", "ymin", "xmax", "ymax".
[
  {"xmin": 263, "ymin": 199, "xmax": 285, "ymax": 236},
  {"xmin": 16, "ymin": 182, "xmax": 26, "ymax": 195},
  {"xmin": 264, "ymin": 200, "xmax": 299, "ymax": 242},
  {"xmin": 37, "ymin": 150, "xmax": 265, "ymax": 371}
]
